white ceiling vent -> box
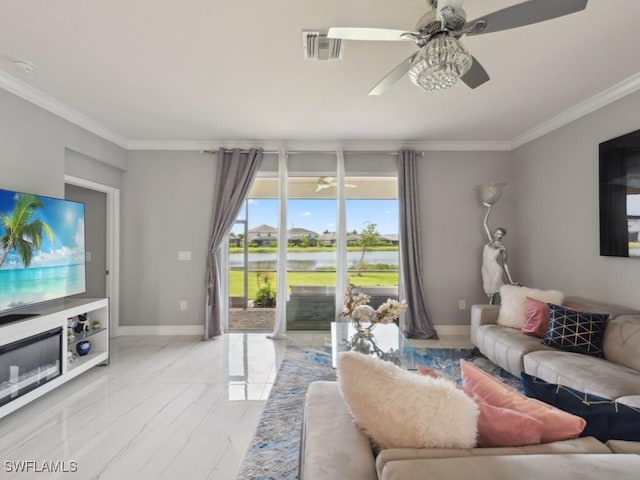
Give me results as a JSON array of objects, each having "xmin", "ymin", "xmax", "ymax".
[{"xmin": 303, "ymin": 31, "xmax": 344, "ymax": 60}]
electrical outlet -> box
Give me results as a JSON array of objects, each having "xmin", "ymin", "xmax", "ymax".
[
  {"xmin": 458, "ymin": 300, "xmax": 466, "ymax": 310},
  {"xmin": 180, "ymin": 300, "xmax": 188, "ymax": 311}
]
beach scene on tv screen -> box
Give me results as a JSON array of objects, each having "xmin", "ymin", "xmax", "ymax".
[{"xmin": 0, "ymin": 189, "xmax": 86, "ymax": 312}]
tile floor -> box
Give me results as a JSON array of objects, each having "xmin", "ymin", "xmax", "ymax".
[{"xmin": 0, "ymin": 331, "xmax": 471, "ymax": 480}]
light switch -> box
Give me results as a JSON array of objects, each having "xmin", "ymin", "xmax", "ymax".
[{"xmin": 178, "ymin": 251, "xmax": 191, "ymax": 261}]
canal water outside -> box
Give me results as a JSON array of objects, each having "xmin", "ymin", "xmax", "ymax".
[{"xmin": 228, "ymin": 250, "xmax": 399, "ymax": 270}]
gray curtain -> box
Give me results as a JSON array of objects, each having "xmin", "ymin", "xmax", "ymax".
[
  {"xmin": 204, "ymin": 148, "xmax": 263, "ymax": 340},
  {"xmin": 398, "ymin": 150, "xmax": 438, "ymax": 339}
]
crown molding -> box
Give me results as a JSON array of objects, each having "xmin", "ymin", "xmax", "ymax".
[
  {"xmin": 0, "ymin": 70, "xmax": 129, "ymax": 149},
  {"xmin": 126, "ymin": 140, "xmax": 274, "ymax": 151},
  {"xmin": 511, "ymin": 72, "xmax": 640, "ymax": 149},
  {"xmin": 2, "ymin": 68, "xmax": 639, "ymax": 153},
  {"xmin": 127, "ymin": 139, "xmax": 512, "ymax": 152}
]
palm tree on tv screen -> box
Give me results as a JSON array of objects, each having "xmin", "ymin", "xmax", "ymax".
[{"xmin": 0, "ymin": 194, "xmax": 54, "ymax": 269}]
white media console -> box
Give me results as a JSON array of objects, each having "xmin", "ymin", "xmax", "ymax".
[{"xmin": 0, "ymin": 297, "xmax": 109, "ymax": 419}]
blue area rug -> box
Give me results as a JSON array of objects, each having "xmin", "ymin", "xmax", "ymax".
[
  {"xmin": 407, "ymin": 346, "xmax": 522, "ymax": 391},
  {"xmin": 236, "ymin": 346, "xmax": 518, "ymax": 480}
]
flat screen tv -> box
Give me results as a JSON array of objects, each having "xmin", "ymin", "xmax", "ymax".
[
  {"xmin": 599, "ymin": 129, "xmax": 640, "ymax": 258},
  {"xmin": 0, "ymin": 188, "xmax": 86, "ymax": 319}
]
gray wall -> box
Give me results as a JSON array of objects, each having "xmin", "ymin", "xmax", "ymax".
[
  {"xmin": 0, "ymin": 87, "xmax": 126, "ymax": 322},
  {"xmin": 66, "ymin": 148, "xmax": 124, "ymax": 189},
  {"xmin": 65, "ymin": 184, "xmax": 107, "ymax": 298},
  {"xmin": 511, "ymin": 89, "xmax": 640, "ymax": 310},
  {"xmin": 0, "ymin": 88, "xmax": 126, "ymax": 198},
  {"xmin": 120, "ymin": 151, "xmax": 215, "ymax": 326},
  {"xmin": 5, "ymin": 77, "xmax": 639, "ymax": 330},
  {"xmin": 418, "ymin": 151, "xmax": 514, "ymax": 326},
  {"xmin": 119, "ymin": 150, "xmax": 514, "ymax": 329}
]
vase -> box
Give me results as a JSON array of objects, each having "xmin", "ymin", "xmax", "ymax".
[
  {"xmin": 351, "ymin": 321, "xmax": 376, "ymax": 338},
  {"xmin": 76, "ymin": 340, "xmax": 91, "ymax": 356}
]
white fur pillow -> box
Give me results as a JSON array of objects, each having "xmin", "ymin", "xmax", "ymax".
[
  {"xmin": 336, "ymin": 352, "xmax": 479, "ymax": 449},
  {"xmin": 497, "ymin": 285, "xmax": 564, "ymax": 328}
]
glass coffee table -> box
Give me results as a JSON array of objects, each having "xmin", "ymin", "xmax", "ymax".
[{"xmin": 331, "ymin": 322, "xmax": 417, "ymax": 369}]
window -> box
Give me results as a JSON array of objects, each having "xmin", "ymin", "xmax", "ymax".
[{"xmin": 227, "ymin": 152, "xmax": 399, "ymax": 332}]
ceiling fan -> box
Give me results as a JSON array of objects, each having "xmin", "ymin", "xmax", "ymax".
[
  {"xmin": 316, "ymin": 177, "xmax": 357, "ymax": 192},
  {"xmin": 327, "ymin": 0, "xmax": 588, "ymax": 95}
]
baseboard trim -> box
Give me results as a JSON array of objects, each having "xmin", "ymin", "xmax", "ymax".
[
  {"xmin": 116, "ymin": 324, "xmax": 468, "ymax": 337},
  {"xmin": 117, "ymin": 325, "xmax": 204, "ymax": 336}
]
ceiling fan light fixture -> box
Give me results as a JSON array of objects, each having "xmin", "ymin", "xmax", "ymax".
[{"xmin": 408, "ymin": 33, "xmax": 472, "ymax": 92}]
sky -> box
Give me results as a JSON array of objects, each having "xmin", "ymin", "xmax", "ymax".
[
  {"xmin": 232, "ymin": 198, "xmax": 399, "ymax": 235},
  {"xmin": 0, "ymin": 189, "xmax": 85, "ymax": 269},
  {"xmin": 629, "ymin": 194, "xmax": 640, "ymax": 215}
]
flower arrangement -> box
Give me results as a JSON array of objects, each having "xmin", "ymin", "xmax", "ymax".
[{"xmin": 339, "ymin": 285, "xmax": 408, "ymax": 328}]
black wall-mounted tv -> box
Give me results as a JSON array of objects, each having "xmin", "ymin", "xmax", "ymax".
[
  {"xmin": 599, "ymin": 129, "xmax": 640, "ymax": 258},
  {"xmin": 0, "ymin": 188, "xmax": 86, "ymax": 319}
]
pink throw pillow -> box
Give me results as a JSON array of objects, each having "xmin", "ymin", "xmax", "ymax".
[
  {"xmin": 471, "ymin": 393, "xmax": 543, "ymax": 447},
  {"xmin": 417, "ymin": 364, "xmax": 543, "ymax": 447},
  {"xmin": 521, "ymin": 297, "xmax": 551, "ymax": 338},
  {"xmin": 460, "ymin": 360, "xmax": 586, "ymax": 443}
]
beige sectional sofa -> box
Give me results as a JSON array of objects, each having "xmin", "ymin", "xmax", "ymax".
[
  {"xmin": 471, "ymin": 296, "xmax": 640, "ymax": 405},
  {"xmin": 300, "ymin": 295, "xmax": 640, "ymax": 479},
  {"xmin": 300, "ymin": 381, "xmax": 640, "ymax": 480}
]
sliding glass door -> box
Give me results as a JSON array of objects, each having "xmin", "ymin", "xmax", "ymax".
[
  {"xmin": 227, "ymin": 151, "xmax": 399, "ymax": 332},
  {"xmin": 285, "ymin": 175, "xmax": 338, "ymax": 330},
  {"xmin": 228, "ymin": 176, "xmax": 279, "ymax": 331},
  {"xmin": 344, "ymin": 176, "xmax": 399, "ymax": 309}
]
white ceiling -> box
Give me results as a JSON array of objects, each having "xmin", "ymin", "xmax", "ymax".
[{"xmin": 1, "ymin": 0, "xmax": 639, "ymax": 147}]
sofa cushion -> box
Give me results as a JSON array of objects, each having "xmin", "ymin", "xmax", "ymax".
[
  {"xmin": 563, "ymin": 296, "xmax": 640, "ymax": 319},
  {"xmin": 460, "ymin": 360, "xmax": 585, "ymax": 443},
  {"xmin": 379, "ymin": 454, "xmax": 640, "ymax": 480},
  {"xmin": 542, "ymin": 304, "xmax": 608, "ymax": 357},
  {"xmin": 521, "ymin": 373, "xmax": 640, "ymax": 443},
  {"xmin": 523, "ymin": 350, "xmax": 640, "ymax": 400},
  {"xmin": 475, "ymin": 324, "xmax": 553, "ymax": 376},
  {"xmin": 301, "ymin": 381, "xmax": 377, "ymax": 480},
  {"xmin": 497, "ymin": 285, "xmax": 564, "ymax": 328},
  {"xmin": 606, "ymin": 440, "xmax": 640, "ymax": 454},
  {"xmin": 337, "ymin": 352, "xmax": 479, "ymax": 450},
  {"xmin": 602, "ymin": 315, "xmax": 640, "ymax": 371},
  {"xmin": 617, "ymin": 396, "xmax": 640, "ymax": 408},
  {"xmin": 375, "ymin": 437, "xmax": 610, "ymax": 479}
]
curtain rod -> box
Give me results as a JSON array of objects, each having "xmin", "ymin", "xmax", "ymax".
[{"xmin": 202, "ymin": 149, "xmax": 425, "ymax": 156}]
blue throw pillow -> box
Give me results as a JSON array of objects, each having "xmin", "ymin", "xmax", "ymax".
[
  {"xmin": 542, "ymin": 304, "xmax": 608, "ymax": 357},
  {"xmin": 521, "ymin": 373, "xmax": 640, "ymax": 442}
]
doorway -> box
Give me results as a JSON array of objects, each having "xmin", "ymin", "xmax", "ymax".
[{"xmin": 64, "ymin": 175, "xmax": 120, "ymax": 337}]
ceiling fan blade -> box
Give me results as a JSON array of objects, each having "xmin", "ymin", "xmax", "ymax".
[
  {"xmin": 463, "ymin": 0, "xmax": 587, "ymax": 36},
  {"xmin": 368, "ymin": 53, "xmax": 418, "ymax": 96},
  {"xmin": 460, "ymin": 57, "xmax": 490, "ymax": 89},
  {"xmin": 327, "ymin": 27, "xmax": 416, "ymax": 41}
]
